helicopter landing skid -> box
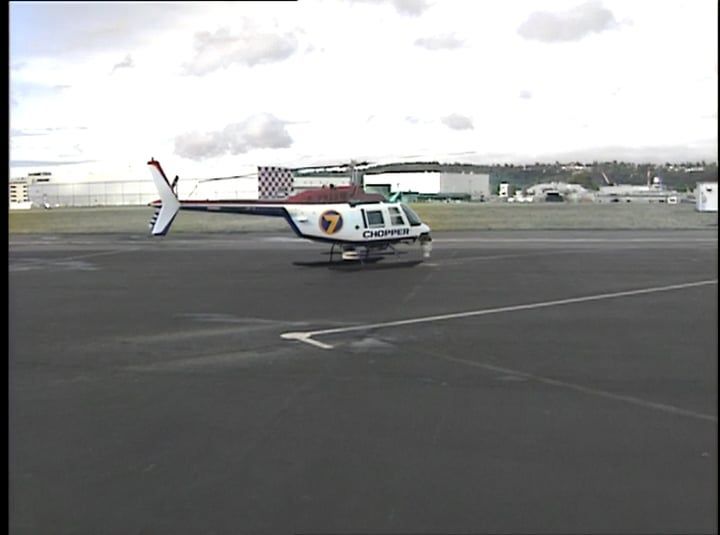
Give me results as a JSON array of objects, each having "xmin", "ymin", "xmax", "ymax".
[{"xmin": 328, "ymin": 243, "xmax": 408, "ymax": 265}]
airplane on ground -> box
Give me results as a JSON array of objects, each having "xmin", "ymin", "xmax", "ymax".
[
  {"xmin": 599, "ymin": 169, "xmax": 679, "ymax": 203},
  {"xmin": 147, "ymin": 158, "xmax": 433, "ymax": 262}
]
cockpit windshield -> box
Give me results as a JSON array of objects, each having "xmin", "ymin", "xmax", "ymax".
[{"xmin": 400, "ymin": 203, "xmax": 423, "ymax": 226}]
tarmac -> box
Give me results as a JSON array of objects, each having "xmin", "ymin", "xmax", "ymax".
[{"xmin": 8, "ymin": 229, "xmax": 719, "ymax": 534}]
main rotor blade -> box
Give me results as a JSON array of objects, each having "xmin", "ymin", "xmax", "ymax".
[{"xmin": 197, "ymin": 173, "xmax": 258, "ymax": 183}]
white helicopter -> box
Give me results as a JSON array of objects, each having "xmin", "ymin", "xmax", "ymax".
[{"xmin": 147, "ymin": 158, "xmax": 433, "ymax": 262}]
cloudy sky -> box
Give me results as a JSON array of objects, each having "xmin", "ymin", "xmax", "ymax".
[{"xmin": 9, "ymin": 0, "xmax": 718, "ymax": 180}]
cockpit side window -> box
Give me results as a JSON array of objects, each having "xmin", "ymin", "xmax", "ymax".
[
  {"xmin": 388, "ymin": 206, "xmax": 405, "ymax": 226},
  {"xmin": 400, "ymin": 203, "xmax": 422, "ymax": 226}
]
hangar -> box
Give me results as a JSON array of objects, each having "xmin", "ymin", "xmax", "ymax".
[
  {"xmin": 13, "ymin": 165, "xmax": 491, "ymax": 207},
  {"xmin": 362, "ymin": 171, "xmax": 490, "ymax": 201},
  {"xmin": 288, "ymin": 168, "xmax": 491, "ymax": 202}
]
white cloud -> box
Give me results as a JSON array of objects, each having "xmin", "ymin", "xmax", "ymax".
[
  {"xmin": 518, "ymin": 1, "xmax": 619, "ymax": 43},
  {"xmin": 391, "ymin": 0, "xmax": 431, "ymax": 16},
  {"xmin": 174, "ymin": 114, "xmax": 293, "ymax": 161},
  {"xmin": 183, "ymin": 24, "xmax": 298, "ymax": 75},
  {"xmin": 111, "ymin": 54, "xmax": 134, "ymax": 73},
  {"xmin": 441, "ymin": 114, "xmax": 474, "ymax": 130},
  {"xmin": 349, "ymin": 0, "xmax": 431, "ymax": 17},
  {"xmin": 414, "ymin": 34, "xmax": 464, "ymax": 50}
]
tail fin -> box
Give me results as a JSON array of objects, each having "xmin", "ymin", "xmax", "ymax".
[{"xmin": 147, "ymin": 158, "xmax": 180, "ymax": 236}]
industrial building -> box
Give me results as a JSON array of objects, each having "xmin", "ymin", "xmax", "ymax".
[
  {"xmin": 10, "ymin": 171, "xmax": 255, "ymax": 208},
  {"xmin": 12, "ymin": 166, "xmax": 491, "ymax": 207},
  {"xmin": 292, "ymin": 168, "xmax": 491, "ymax": 201},
  {"xmin": 291, "ymin": 174, "xmax": 352, "ymax": 192},
  {"xmin": 362, "ymin": 171, "xmax": 490, "ymax": 201}
]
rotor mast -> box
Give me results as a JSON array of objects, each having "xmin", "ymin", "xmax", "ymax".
[{"xmin": 349, "ymin": 160, "xmax": 363, "ymax": 188}]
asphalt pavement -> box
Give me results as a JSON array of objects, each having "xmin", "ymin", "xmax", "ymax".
[{"xmin": 9, "ymin": 229, "xmax": 718, "ymax": 534}]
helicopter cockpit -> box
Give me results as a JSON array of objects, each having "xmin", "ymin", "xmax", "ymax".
[{"xmin": 400, "ymin": 203, "xmax": 423, "ymax": 226}]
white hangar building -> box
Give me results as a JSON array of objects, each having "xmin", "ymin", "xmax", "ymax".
[{"xmin": 361, "ymin": 171, "xmax": 490, "ymax": 200}]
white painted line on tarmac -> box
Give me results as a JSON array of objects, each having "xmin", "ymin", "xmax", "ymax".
[
  {"xmin": 280, "ymin": 279, "xmax": 718, "ymax": 350},
  {"xmin": 435, "ymin": 354, "xmax": 718, "ymax": 423},
  {"xmin": 59, "ymin": 249, "xmax": 141, "ymax": 261},
  {"xmin": 422, "ymin": 249, "xmax": 583, "ymax": 267},
  {"xmin": 280, "ymin": 332, "xmax": 334, "ymax": 349}
]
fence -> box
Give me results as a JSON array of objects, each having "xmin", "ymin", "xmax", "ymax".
[{"xmin": 27, "ymin": 178, "xmax": 258, "ymax": 207}]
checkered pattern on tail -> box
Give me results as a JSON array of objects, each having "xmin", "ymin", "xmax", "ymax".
[{"xmin": 258, "ymin": 166, "xmax": 294, "ymax": 199}]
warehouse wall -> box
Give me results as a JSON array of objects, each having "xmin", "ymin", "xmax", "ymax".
[
  {"xmin": 363, "ymin": 172, "xmax": 442, "ymax": 194},
  {"xmin": 439, "ymin": 173, "xmax": 490, "ymax": 200}
]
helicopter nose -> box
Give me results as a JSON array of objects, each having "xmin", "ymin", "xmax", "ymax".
[{"xmin": 419, "ymin": 227, "xmax": 432, "ymax": 257}]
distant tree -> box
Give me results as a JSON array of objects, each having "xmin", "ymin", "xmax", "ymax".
[{"xmin": 572, "ymin": 172, "xmax": 598, "ymax": 190}]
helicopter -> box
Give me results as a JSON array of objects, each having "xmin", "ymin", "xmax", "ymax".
[{"xmin": 147, "ymin": 158, "xmax": 433, "ymax": 262}]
